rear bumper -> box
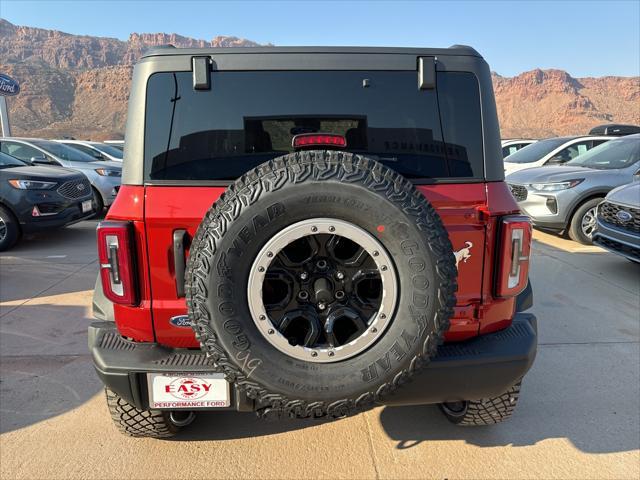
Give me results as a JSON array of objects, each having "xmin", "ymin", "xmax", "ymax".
[{"xmin": 89, "ymin": 313, "xmax": 537, "ymax": 411}]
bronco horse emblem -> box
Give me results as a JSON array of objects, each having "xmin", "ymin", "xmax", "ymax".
[{"xmin": 454, "ymin": 241, "xmax": 473, "ymax": 268}]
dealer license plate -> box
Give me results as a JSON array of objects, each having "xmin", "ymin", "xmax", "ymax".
[
  {"xmin": 81, "ymin": 200, "xmax": 92, "ymax": 213},
  {"xmin": 147, "ymin": 373, "xmax": 230, "ymax": 409}
]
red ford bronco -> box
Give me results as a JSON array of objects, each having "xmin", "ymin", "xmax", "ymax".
[{"xmin": 90, "ymin": 46, "xmax": 536, "ymax": 437}]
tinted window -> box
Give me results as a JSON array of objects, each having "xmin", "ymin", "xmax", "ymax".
[
  {"xmin": 0, "ymin": 151, "xmax": 27, "ymax": 168},
  {"xmin": 1, "ymin": 141, "xmax": 42, "ymax": 162},
  {"xmin": 436, "ymin": 72, "xmax": 483, "ymax": 177},
  {"xmin": 144, "ymin": 71, "xmax": 483, "ymax": 181},
  {"xmin": 64, "ymin": 143, "xmax": 102, "ymax": 158},
  {"xmin": 566, "ymin": 137, "xmax": 640, "ymax": 170},
  {"xmin": 90, "ymin": 143, "xmax": 124, "ymax": 159},
  {"xmin": 31, "ymin": 140, "xmax": 97, "ymax": 162},
  {"xmin": 505, "ymin": 137, "xmax": 570, "ymax": 164}
]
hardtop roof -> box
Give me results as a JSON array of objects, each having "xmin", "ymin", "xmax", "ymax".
[{"xmin": 141, "ymin": 45, "xmax": 481, "ymax": 59}]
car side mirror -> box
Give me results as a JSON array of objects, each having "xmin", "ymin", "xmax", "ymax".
[
  {"xmin": 30, "ymin": 154, "xmax": 50, "ymax": 165},
  {"xmin": 92, "ymin": 152, "xmax": 104, "ymax": 160},
  {"xmin": 546, "ymin": 156, "xmax": 564, "ymax": 165}
]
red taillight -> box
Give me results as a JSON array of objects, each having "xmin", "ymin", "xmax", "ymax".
[
  {"xmin": 292, "ymin": 133, "xmax": 347, "ymax": 149},
  {"xmin": 97, "ymin": 221, "xmax": 138, "ymax": 305},
  {"xmin": 495, "ymin": 215, "xmax": 532, "ymax": 298}
]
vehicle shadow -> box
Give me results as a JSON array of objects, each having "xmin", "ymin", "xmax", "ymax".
[
  {"xmin": 176, "ymin": 410, "xmax": 338, "ymax": 441},
  {"xmin": 378, "ymin": 398, "xmax": 639, "ymax": 454}
]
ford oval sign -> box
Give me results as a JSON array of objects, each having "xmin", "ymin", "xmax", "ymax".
[
  {"xmin": 170, "ymin": 315, "xmax": 192, "ymax": 328},
  {"xmin": 616, "ymin": 210, "xmax": 633, "ymax": 223},
  {"xmin": 0, "ymin": 74, "xmax": 20, "ymax": 97}
]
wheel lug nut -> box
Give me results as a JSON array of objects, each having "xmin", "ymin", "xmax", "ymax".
[
  {"xmin": 335, "ymin": 290, "xmax": 345, "ymax": 300},
  {"xmin": 317, "ymin": 302, "xmax": 326, "ymax": 311},
  {"xmin": 317, "ymin": 260, "xmax": 327, "ymax": 270},
  {"xmin": 300, "ymin": 272, "xmax": 308, "ymax": 281},
  {"xmin": 336, "ymin": 271, "xmax": 344, "ymax": 280},
  {"xmin": 298, "ymin": 291, "xmax": 309, "ymax": 300}
]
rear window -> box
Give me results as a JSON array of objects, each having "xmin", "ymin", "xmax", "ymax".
[{"xmin": 144, "ymin": 70, "xmax": 483, "ymax": 181}]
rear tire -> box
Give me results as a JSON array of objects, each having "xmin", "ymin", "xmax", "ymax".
[
  {"xmin": 0, "ymin": 205, "xmax": 20, "ymax": 252},
  {"xmin": 439, "ymin": 382, "xmax": 521, "ymax": 426},
  {"xmin": 568, "ymin": 198, "xmax": 602, "ymax": 245},
  {"xmin": 105, "ymin": 389, "xmax": 194, "ymax": 438}
]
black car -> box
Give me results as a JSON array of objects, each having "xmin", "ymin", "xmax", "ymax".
[{"xmin": 0, "ymin": 151, "xmax": 95, "ymax": 251}]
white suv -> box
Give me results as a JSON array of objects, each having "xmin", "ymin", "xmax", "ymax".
[{"xmin": 504, "ymin": 136, "xmax": 612, "ymax": 176}]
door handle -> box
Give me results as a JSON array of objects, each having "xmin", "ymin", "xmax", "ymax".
[{"xmin": 173, "ymin": 229, "xmax": 189, "ymax": 298}]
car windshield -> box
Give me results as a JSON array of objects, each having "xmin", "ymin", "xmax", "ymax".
[
  {"xmin": 90, "ymin": 142, "xmax": 124, "ymax": 159},
  {"xmin": 31, "ymin": 140, "xmax": 98, "ymax": 162},
  {"xmin": 0, "ymin": 151, "xmax": 27, "ymax": 168},
  {"xmin": 566, "ymin": 137, "xmax": 640, "ymax": 170},
  {"xmin": 504, "ymin": 138, "xmax": 569, "ymax": 164}
]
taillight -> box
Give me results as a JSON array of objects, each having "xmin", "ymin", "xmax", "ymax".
[
  {"xmin": 292, "ymin": 133, "xmax": 347, "ymax": 149},
  {"xmin": 495, "ymin": 215, "xmax": 532, "ymax": 298},
  {"xmin": 97, "ymin": 221, "xmax": 138, "ymax": 305}
]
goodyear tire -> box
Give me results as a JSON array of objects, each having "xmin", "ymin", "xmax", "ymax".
[
  {"xmin": 186, "ymin": 151, "xmax": 457, "ymax": 419},
  {"xmin": 105, "ymin": 389, "xmax": 195, "ymax": 438}
]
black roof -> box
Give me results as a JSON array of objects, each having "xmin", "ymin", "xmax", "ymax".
[{"xmin": 141, "ymin": 45, "xmax": 481, "ymax": 59}]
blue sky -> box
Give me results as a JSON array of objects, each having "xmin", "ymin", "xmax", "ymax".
[{"xmin": 1, "ymin": 0, "xmax": 639, "ymax": 77}]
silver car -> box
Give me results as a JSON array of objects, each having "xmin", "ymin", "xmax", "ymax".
[
  {"xmin": 56, "ymin": 140, "xmax": 124, "ymax": 163},
  {"xmin": 0, "ymin": 138, "xmax": 121, "ymax": 212},
  {"xmin": 593, "ymin": 182, "xmax": 640, "ymax": 263},
  {"xmin": 506, "ymin": 134, "xmax": 640, "ymax": 245}
]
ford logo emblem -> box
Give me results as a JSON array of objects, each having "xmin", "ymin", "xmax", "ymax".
[
  {"xmin": 0, "ymin": 73, "xmax": 20, "ymax": 97},
  {"xmin": 616, "ymin": 210, "xmax": 633, "ymax": 222},
  {"xmin": 170, "ymin": 315, "xmax": 192, "ymax": 328},
  {"xmin": 77, "ymin": 184, "xmax": 85, "ymax": 190}
]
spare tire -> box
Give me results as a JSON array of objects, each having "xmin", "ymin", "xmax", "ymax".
[{"xmin": 185, "ymin": 151, "xmax": 456, "ymax": 419}]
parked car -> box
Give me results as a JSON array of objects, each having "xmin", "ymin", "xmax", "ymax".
[
  {"xmin": 501, "ymin": 139, "xmax": 537, "ymax": 158},
  {"xmin": 103, "ymin": 140, "xmax": 124, "ymax": 151},
  {"xmin": 57, "ymin": 139, "xmax": 123, "ymax": 162},
  {"xmin": 0, "ymin": 138, "xmax": 122, "ymax": 212},
  {"xmin": 90, "ymin": 45, "xmax": 537, "ymax": 438},
  {"xmin": 589, "ymin": 124, "xmax": 640, "ymax": 136},
  {"xmin": 593, "ymin": 182, "xmax": 640, "ymax": 263},
  {"xmin": 507, "ymin": 134, "xmax": 640, "ymax": 244},
  {"xmin": 504, "ymin": 135, "xmax": 613, "ymax": 175},
  {"xmin": 0, "ymin": 151, "xmax": 94, "ymax": 251}
]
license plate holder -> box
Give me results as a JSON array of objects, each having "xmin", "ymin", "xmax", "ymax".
[
  {"xmin": 147, "ymin": 373, "xmax": 230, "ymax": 409},
  {"xmin": 81, "ymin": 200, "xmax": 92, "ymax": 213}
]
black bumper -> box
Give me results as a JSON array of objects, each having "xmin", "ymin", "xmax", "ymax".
[{"xmin": 89, "ymin": 313, "xmax": 537, "ymax": 411}]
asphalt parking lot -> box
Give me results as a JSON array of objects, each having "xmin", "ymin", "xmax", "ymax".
[{"xmin": 0, "ymin": 220, "xmax": 638, "ymax": 480}]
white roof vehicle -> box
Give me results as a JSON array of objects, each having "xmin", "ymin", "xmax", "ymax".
[
  {"xmin": 504, "ymin": 135, "xmax": 612, "ymax": 176},
  {"xmin": 501, "ymin": 139, "xmax": 537, "ymax": 158}
]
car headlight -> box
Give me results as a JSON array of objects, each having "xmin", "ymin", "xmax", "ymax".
[
  {"xmin": 8, "ymin": 179, "xmax": 57, "ymax": 190},
  {"xmin": 95, "ymin": 168, "xmax": 122, "ymax": 177},
  {"xmin": 529, "ymin": 179, "xmax": 584, "ymax": 192}
]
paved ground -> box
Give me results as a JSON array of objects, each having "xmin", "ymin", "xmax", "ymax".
[{"xmin": 0, "ymin": 222, "xmax": 638, "ymax": 480}]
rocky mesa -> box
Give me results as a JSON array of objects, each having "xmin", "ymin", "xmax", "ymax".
[{"xmin": 1, "ymin": 19, "xmax": 638, "ymax": 140}]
